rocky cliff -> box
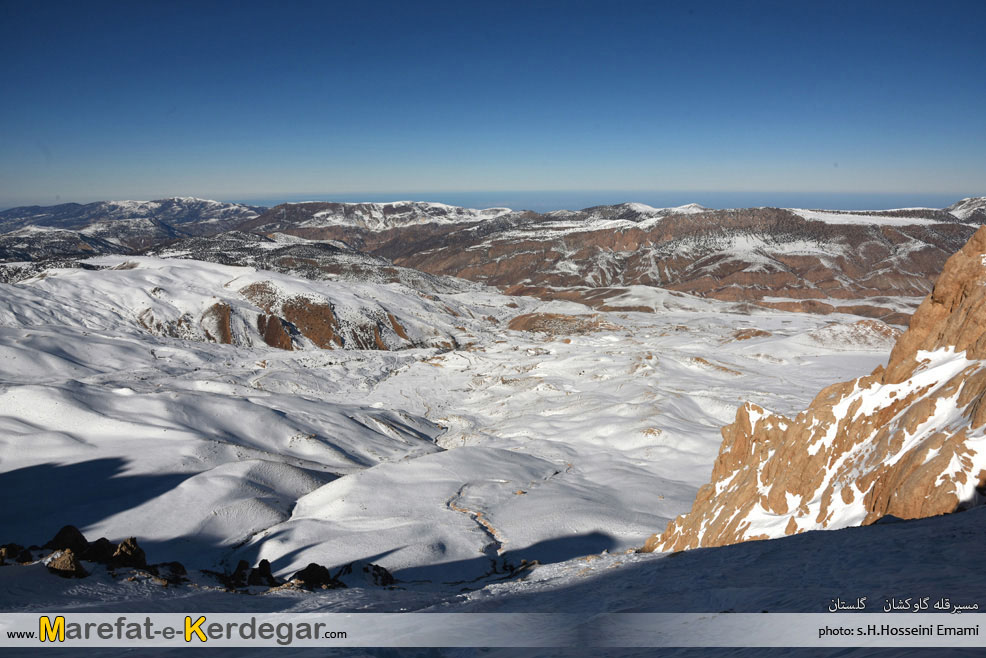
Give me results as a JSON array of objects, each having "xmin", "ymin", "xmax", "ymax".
[{"xmin": 646, "ymin": 225, "xmax": 986, "ymax": 552}]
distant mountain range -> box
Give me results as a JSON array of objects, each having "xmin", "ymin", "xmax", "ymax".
[
  {"xmin": 0, "ymin": 197, "xmax": 264, "ymax": 251},
  {"xmin": 2, "ymin": 195, "xmax": 985, "ymax": 324}
]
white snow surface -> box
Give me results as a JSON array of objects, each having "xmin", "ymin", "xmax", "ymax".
[
  {"xmin": 6, "ymin": 257, "xmax": 969, "ymax": 634},
  {"xmin": 298, "ymin": 201, "xmax": 512, "ymax": 231},
  {"xmin": 946, "ymin": 196, "xmax": 986, "ymax": 221},
  {"xmin": 788, "ymin": 209, "xmax": 941, "ymax": 226},
  {"xmin": 0, "ymin": 258, "xmax": 895, "ymax": 580}
]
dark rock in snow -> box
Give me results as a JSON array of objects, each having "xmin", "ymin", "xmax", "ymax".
[
  {"xmin": 80, "ymin": 537, "xmax": 116, "ymax": 563},
  {"xmin": 43, "ymin": 525, "xmax": 89, "ymax": 555},
  {"xmin": 290, "ymin": 562, "xmax": 346, "ymax": 589},
  {"xmin": 334, "ymin": 560, "xmax": 396, "ymax": 587},
  {"xmin": 248, "ymin": 559, "xmax": 281, "ymax": 587}
]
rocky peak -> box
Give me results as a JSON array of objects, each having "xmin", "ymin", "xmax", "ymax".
[
  {"xmin": 645, "ymin": 225, "xmax": 986, "ymax": 553},
  {"xmin": 884, "ymin": 226, "xmax": 986, "ymax": 382}
]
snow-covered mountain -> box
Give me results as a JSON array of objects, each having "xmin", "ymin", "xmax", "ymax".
[
  {"xmin": 331, "ymin": 203, "xmax": 982, "ymax": 325},
  {"xmin": 4, "ymin": 203, "xmax": 986, "ymax": 639},
  {"xmin": 0, "ymin": 244, "xmax": 901, "ymax": 582},
  {"xmin": 5, "ymin": 197, "xmax": 984, "ymax": 328},
  {"xmin": 239, "ymin": 200, "xmax": 512, "ymax": 233},
  {"xmin": 0, "ymin": 197, "xmax": 265, "ymax": 251},
  {"xmin": 946, "ymin": 196, "xmax": 986, "ymax": 223},
  {"xmin": 648, "ymin": 225, "xmax": 986, "ymax": 553},
  {"xmin": 147, "ymin": 230, "xmax": 475, "ymax": 294},
  {"xmin": 0, "ymin": 226, "xmax": 125, "ymax": 262},
  {"xmin": 5, "ymin": 256, "xmax": 475, "ymax": 351}
]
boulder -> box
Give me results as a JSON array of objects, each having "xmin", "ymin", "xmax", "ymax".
[
  {"xmin": 229, "ymin": 559, "xmax": 251, "ymax": 588},
  {"xmin": 334, "ymin": 561, "xmax": 395, "ymax": 587},
  {"xmin": 247, "ymin": 559, "xmax": 281, "ymax": 587},
  {"xmin": 150, "ymin": 561, "xmax": 187, "ymax": 584},
  {"xmin": 0, "ymin": 543, "xmax": 25, "ymax": 563},
  {"xmin": 111, "ymin": 537, "xmax": 146, "ymax": 569},
  {"xmin": 290, "ymin": 563, "xmax": 346, "ymax": 590},
  {"xmin": 45, "ymin": 549, "xmax": 89, "ymax": 578},
  {"xmin": 43, "ymin": 525, "xmax": 89, "ymax": 555},
  {"xmin": 80, "ymin": 537, "xmax": 116, "ymax": 563}
]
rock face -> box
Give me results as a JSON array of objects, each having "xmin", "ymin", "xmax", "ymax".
[{"xmin": 646, "ymin": 226, "xmax": 986, "ymax": 553}]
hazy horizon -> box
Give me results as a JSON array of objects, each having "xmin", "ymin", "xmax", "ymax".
[{"xmin": 1, "ymin": 190, "xmax": 978, "ymax": 214}]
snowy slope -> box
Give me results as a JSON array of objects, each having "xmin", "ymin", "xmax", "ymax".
[
  {"xmin": 0, "ymin": 254, "xmax": 897, "ymax": 584},
  {"xmin": 946, "ymin": 196, "xmax": 986, "ymax": 223},
  {"xmin": 2, "ymin": 256, "xmax": 477, "ymax": 351}
]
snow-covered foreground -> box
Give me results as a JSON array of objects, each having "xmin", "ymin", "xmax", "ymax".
[{"xmin": 5, "ymin": 255, "xmax": 960, "ymax": 654}]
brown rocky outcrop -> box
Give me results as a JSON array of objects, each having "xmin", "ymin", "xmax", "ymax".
[
  {"xmin": 201, "ymin": 302, "xmax": 233, "ymax": 344},
  {"xmin": 507, "ymin": 312, "xmax": 620, "ymax": 336},
  {"xmin": 256, "ymin": 314, "xmax": 295, "ymax": 350},
  {"xmin": 240, "ymin": 281, "xmax": 412, "ymax": 351},
  {"xmin": 281, "ymin": 297, "xmax": 343, "ymax": 348},
  {"xmin": 731, "ymin": 328, "xmax": 772, "ymax": 341},
  {"xmin": 45, "ymin": 549, "xmax": 89, "ymax": 578},
  {"xmin": 645, "ymin": 225, "xmax": 986, "ymax": 553},
  {"xmin": 111, "ymin": 537, "xmax": 147, "ymax": 568}
]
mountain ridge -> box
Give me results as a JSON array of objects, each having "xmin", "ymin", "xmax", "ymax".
[{"xmin": 3, "ymin": 196, "xmax": 984, "ymax": 324}]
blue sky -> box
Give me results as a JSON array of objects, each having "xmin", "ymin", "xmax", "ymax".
[{"xmin": 0, "ymin": 0, "xmax": 983, "ymax": 210}]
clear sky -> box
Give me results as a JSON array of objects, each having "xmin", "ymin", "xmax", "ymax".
[{"xmin": 1, "ymin": 0, "xmax": 984, "ymax": 210}]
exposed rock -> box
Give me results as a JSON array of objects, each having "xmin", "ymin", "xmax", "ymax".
[
  {"xmin": 150, "ymin": 561, "xmax": 187, "ymax": 585},
  {"xmin": 43, "ymin": 525, "xmax": 89, "ymax": 555},
  {"xmin": 281, "ymin": 297, "xmax": 343, "ymax": 348},
  {"xmin": 241, "ymin": 281, "xmax": 410, "ymax": 351},
  {"xmin": 731, "ymin": 328, "xmax": 772, "ymax": 341},
  {"xmin": 229, "ymin": 559, "xmax": 251, "ymax": 588},
  {"xmin": 80, "ymin": 537, "xmax": 116, "ymax": 563},
  {"xmin": 884, "ymin": 226, "xmax": 986, "ymax": 383},
  {"xmin": 507, "ymin": 313, "xmax": 619, "ymax": 336},
  {"xmin": 256, "ymin": 313, "xmax": 295, "ymax": 350},
  {"xmin": 111, "ymin": 537, "xmax": 147, "ymax": 569},
  {"xmin": 290, "ymin": 562, "xmax": 346, "ymax": 590},
  {"xmin": 646, "ymin": 225, "xmax": 986, "ymax": 553},
  {"xmin": 247, "ymin": 559, "xmax": 281, "ymax": 587},
  {"xmin": 201, "ymin": 302, "xmax": 233, "ymax": 344},
  {"xmin": 0, "ymin": 543, "xmax": 25, "ymax": 563},
  {"xmin": 333, "ymin": 560, "xmax": 396, "ymax": 588},
  {"xmin": 262, "ymin": 203, "xmax": 980, "ymax": 323},
  {"xmin": 44, "ymin": 549, "xmax": 89, "ymax": 578}
]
